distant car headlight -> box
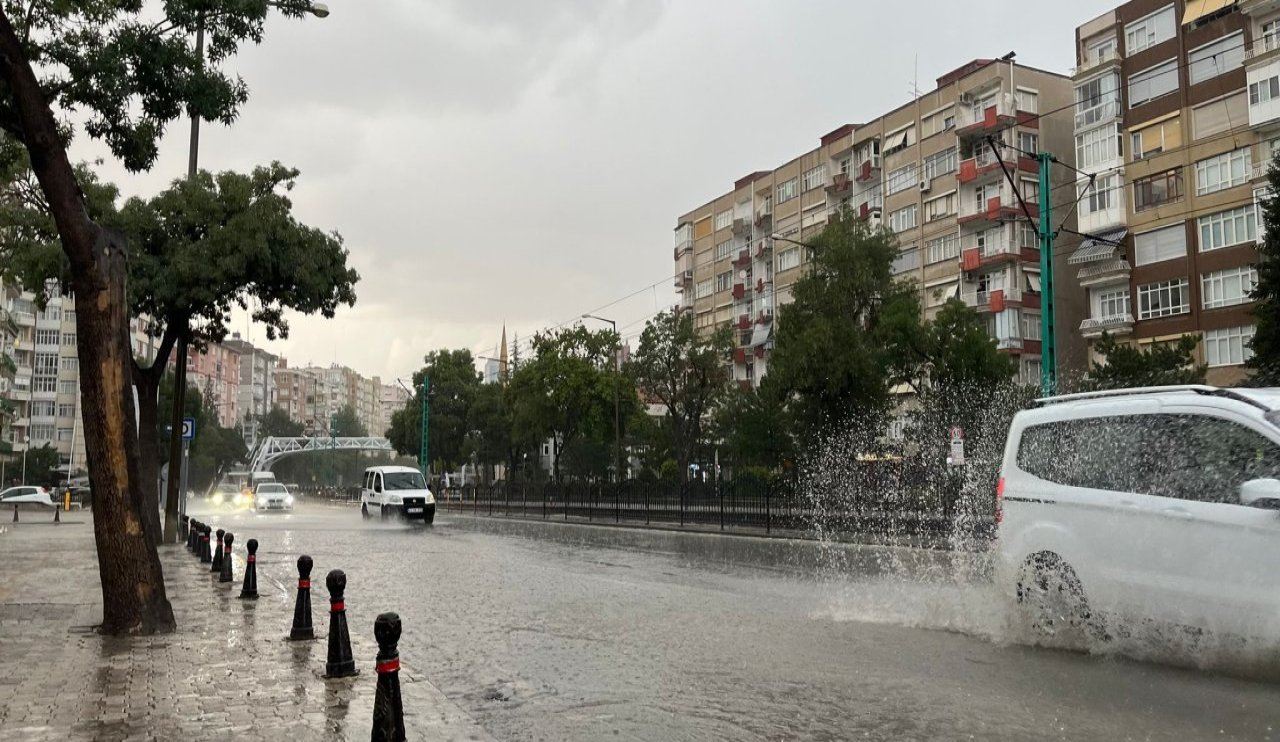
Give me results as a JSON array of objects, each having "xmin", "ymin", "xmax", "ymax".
[
  {"xmin": 212, "ymin": 493, "xmax": 224, "ymax": 505},
  {"xmin": 285, "ymin": 495, "xmax": 294, "ymax": 506}
]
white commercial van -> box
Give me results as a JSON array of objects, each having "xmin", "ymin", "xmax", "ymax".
[
  {"xmin": 360, "ymin": 465, "xmax": 435, "ymax": 523},
  {"xmin": 997, "ymin": 385, "xmax": 1280, "ymax": 644}
]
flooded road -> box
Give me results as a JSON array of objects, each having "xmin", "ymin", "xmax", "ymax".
[{"xmin": 189, "ymin": 501, "xmax": 1280, "ymax": 741}]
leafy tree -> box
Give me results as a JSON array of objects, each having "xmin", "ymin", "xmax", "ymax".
[
  {"xmin": 1085, "ymin": 333, "xmax": 1206, "ymax": 390},
  {"xmin": 767, "ymin": 212, "xmax": 924, "ymax": 445},
  {"xmin": 1250, "ymin": 153, "xmax": 1280, "ymax": 383},
  {"xmin": 507, "ymin": 326, "xmax": 632, "ymax": 482},
  {"xmin": 464, "ymin": 382, "xmax": 514, "ymax": 480},
  {"xmin": 0, "ymin": 0, "xmax": 329, "ymax": 633},
  {"xmin": 20, "ymin": 443, "xmax": 61, "ymax": 488},
  {"xmin": 712, "ymin": 385, "xmax": 795, "ymax": 472},
  {"xmin": 257, "ymin": 407, "xmax": 305, "ymax": 439},
  {"xmin": 388, "ymin": 350, "xmax": 481, "ymax": 473},
  {"xmin": 627, "ymin": 310, "xmax": 733, "ymax": 481},
  {"xmin": 330, "ymin": 404, "xmax": 367, "ymax": 438}
]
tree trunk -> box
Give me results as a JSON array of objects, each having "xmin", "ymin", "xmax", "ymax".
[
  {"xmin": 162, "ymin": 335, "xmax": 187, "ymax": 543},
  {"xmin": 133, "ymin": 372, "xmax": 164, "ymax": 544},
  {"xmin": 0, "ymin": 9, "xmax": 174, "ymax": 634}
]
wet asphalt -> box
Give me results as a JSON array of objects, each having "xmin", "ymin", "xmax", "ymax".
[{"xmin": 185, "ymin": 500, "xmax": 1280, "ymax": 742}]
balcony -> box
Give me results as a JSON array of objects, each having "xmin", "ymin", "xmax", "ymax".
[
  {"xmin": 737, "ymin": 314, "xmax": 751, "ymax": 330},
  {"xmin": 755, "ymin": 277, "xmax": 771, "ymax": 294},
  {"xmin": 996, "ymin": 337, "xmax": 1024, "ymax": 351},
  {"xmin": 733, "ymin": 249, "xmax": 752, "ymax": 268},
  {"xmin": 957, "ymin": 151, "xmax": 1036, "ymax": 184},
  {"xmin": 1072, "ymin": 48, "xmax": 1121, "ymax": 79},
  {"xmin": 961, "ymin": 286, "xmax": 1023, "ymax": 313},
  {"xmin": 855, "ymin": 159, "xmax": 879, "ymax": 183},
  {"xmin": 1077, "ymin": 258, "xmax": 1131, "ymax": 288},
  {"xmin": 1246, "ymin": 33, "xmax": 1280, "ymax": 66},
  {"xmin": 956, "ymin": 93, "xmax": 1021, "ymax": 138},
  {"xmin": 754, "ymin": 210, "xmax": 773, "ymax": 228},
  {"xmin": 673, "ymin": 269, "xmax": 693, "ymax": 290},
  {"xmin": 755, "ymin": 240, "xmax": 772, "ymax": 260},
  {"xmin": 732, "ymin": 217, "xmax": 751, "ymax": 236},
  {"xmin": 958, "ymin": 194, "xmax": 1037, "ymax": 226},
  {"xmin": 757, "ymin": 309, "xmax": 774, "ymax": 325},
  {"xmin": 858, "ymin": 201, "xmax": 883, "ymax": 221},
  {"xmin": 733, "ymin": 348, "xmax": 748, "ymax": 364},
  {"xmin": 826, "ymin": 173, "xmax": 853, "ymax": 195},
  {"xmin": 1079, "ymin": 313, "xmax": 1135, "ymax": 338},
  {"xmin": 1073, "ymin": 99, "xmax": 1122, "ymax": 131},
  {"xmin": 732, "ymin": 283, "xmax": 746, "ymax": 300},
  {"xmin": 11, "ymin": 311, "xmax": 34, "ymax": 326}
]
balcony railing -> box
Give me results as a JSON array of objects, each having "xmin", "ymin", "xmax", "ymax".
[
  {"xmin": 1247, "ymin": 34, "xmax": 1280, "ymax": 61},
  {"xmin": 1073, "ymin": 48, "xmax": 1121, "ymax": 77},
  {"xmin": 996, "ymin": 337, "xmax": 1024, "ymax": 351},
  {"xmin": 961, "ymin": 286, "xmax": 1022, "ymax": 310},
  {"xmin": 1079, "ymin": 313, "xmax": 1135, "ymax": 336},
  {"xmin": 956, "ymin": 93, "xmax": 1017, "ymax": 133},
  {"xmin": 1074, "ymin": 99, "xmax": 1122, "ymax": 131},
  {"xmin": 1077, "ymin": 258, "xmax": 1131, "ymax": 285}
]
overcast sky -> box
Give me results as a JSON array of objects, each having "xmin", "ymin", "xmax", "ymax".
[{"xmin": 75, "ymin": 0, "xmax": 1117, "ymax": 384}]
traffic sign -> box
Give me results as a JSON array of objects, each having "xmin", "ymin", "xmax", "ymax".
[
  {"xmin": 948, "ymin": 425, "xmax": 965, "ymax": 466},
  {"xmin": 181, "ymin": 417, "xmax": 196, "ymax": 441}
]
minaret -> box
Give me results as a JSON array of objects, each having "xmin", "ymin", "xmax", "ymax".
[{"xmin": 498, "ymin": 324, "xmax": 509, "ymax": 385}]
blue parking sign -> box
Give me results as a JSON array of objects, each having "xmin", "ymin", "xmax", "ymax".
[{"xmin": 181, "ymin": 417, "xmax": 196, "ymax": 441}]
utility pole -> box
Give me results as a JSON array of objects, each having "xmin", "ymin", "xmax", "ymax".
[
  {"xmin": 419, "ymin": 375, "xmax": 430, "ymax": 483},
  {"xmin": 1037, "ymin": 152, "xmax": 1056, "ymax": 397}
]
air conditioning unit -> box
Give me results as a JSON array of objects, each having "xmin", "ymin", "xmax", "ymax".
[{"xmin": 919, "ymin": 179, "xmax": 931, "ymax": 193}]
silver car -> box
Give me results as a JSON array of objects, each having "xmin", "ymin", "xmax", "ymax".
[{"xmin": 253, "ymin": 482, "xmax": 294, "ymax": 512}]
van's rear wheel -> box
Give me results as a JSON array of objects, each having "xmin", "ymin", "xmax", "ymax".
[
  {"xmin": 361, "ymin": 503, "xmax": 371, "ymax": 520},
  {"xmin": 1016, "ymin": 553, "xmax": 1097, "ymax": 647}
]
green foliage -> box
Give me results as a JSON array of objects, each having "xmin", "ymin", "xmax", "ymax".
[
  {"xmin": 256, "ymin": 407, "xmax": 304, "ymax": 439},
  {"xmin": 17, "ymin": 443, "xmax": 61, "ymax": 487},
  {"xmin": 1249, "ymin": 152, "xmax": 1280, "ymax": 383},
  {"xmin": 711, "ymin": 385, "xmax": 794, "ymax": 472},
  {"xmin": 766, "ymin": 211, "xmax": 925, "ymax": 444},
  {"xmin": 1085, "ymin": 333, "xmax": 1206, "ymax": 390},
  {"xmin": 627, "ymin": 310, "xmax": 732, "ymax": 478},
  {"xmin": 387, "ymin": 350, "xmax": 481, "ymax": 472},
  {"xmin": 464, "ymin": 382, "xmax": 513, "ymax": 468},
  {"xmin": 329, "ymin": 404, "xmax": 366, "ymax": 438}
]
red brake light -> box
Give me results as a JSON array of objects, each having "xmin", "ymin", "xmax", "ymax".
[{"xmin": 995, "ymin": 476, "xmax": 1005, "ymax": 524}]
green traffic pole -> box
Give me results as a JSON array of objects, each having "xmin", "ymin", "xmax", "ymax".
[{"xmin": 1038, "ymin": 151, "xmax": 1056, "ymax": 397}]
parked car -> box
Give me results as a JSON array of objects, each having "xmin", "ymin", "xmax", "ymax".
[
  {"xmin": 253, "ymin": 482, "xmax": 294, "ymax": 512},
  {"xmin": 0, "ymin": 485, "xmax": 55, "ymax": 508},
  {"xmin": 360, "ymin": 465, "xmax": 435, "ymax": 523},
  {"xmin": 997, "ymin": 384, "xmax": 1280, "ymax": 644}
]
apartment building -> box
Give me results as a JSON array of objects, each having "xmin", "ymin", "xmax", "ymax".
[
  {"xmin": 380, "ymin": 383, "xmax": 410, "ymax": 436},
  {"xmin": 1, "ymin": 284, "xmax": 87, "ymax": 475},
  {"xmin": 182, "ymin": 342, "xmax": 242, "ymax": 429},
  {"xmin": 273, "ymin": 362, "xmax": 384, "ymax": 437},
  {"xmin": 1070, "ymin": 0, "xmax": 1272, "ymax": 384},
  {"xmin": 222, "ymin": 333, "xmax": 277, "ymax": 449},
  {"xmin": 673, "ymin": 58, "xmax": 1083, "ymax": 389}
]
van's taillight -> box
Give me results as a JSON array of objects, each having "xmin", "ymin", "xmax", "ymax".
[{"xmin": 995, "ymin": 476, "xmax": 1005, "ymax": 525}]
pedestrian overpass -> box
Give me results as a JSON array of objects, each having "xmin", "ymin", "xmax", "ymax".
[{"xmin": 246, "ymin": 436, "xmax": 396, "ymax": 473}]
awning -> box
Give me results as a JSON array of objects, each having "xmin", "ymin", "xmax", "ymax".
[
  {"xmin": 1067, "ymin": 228, "xmax": 1127, "ymax": 264},
  {"xmin": 749, "ymin": 323, "xmax": 771, "ymax": 347},
  {"xmin": 1026, "ymin": 273, "xmax": 1042, "ymax": 293},
  {"xmin": 884, "ymin": 129, "xmax": 909, "ymax": 151},
  {"xmin": 1182, "ymin": 0, "xmax": 1235, "ymax": 26}
]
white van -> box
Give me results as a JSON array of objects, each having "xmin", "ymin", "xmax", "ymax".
[
  {"xmin": 360, "ymin": 465, "xmax": 435, "ymax": 523},
  {"xmin": 997, "ymin": 385, "xmax": 1280, "ymax": 643}
]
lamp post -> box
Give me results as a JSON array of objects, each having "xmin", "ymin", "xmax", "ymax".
[{"xmin": 581, "ymin": 314, "xmax": 621, "ymax": 484}]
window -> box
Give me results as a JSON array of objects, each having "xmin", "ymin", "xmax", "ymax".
[
  {"xmin": 57, "ymin": 403, "xmax": 75, "ymax": 418},
  {"xmin": 1019, "ymin": 222, "xmax": 1039, "ymax": 249},
  {"xmin": 1128, "ymin": 60, "xmax": 1178, "ymax": 107},
  {"xmin": 921, "ymin": 107, "xmax": 955, "ymax": 138},
  {"xmin": 1194, "ymin": 92, "xmax": 1248, "ymax": 139},
  {"xmin": 61, "ymin": 332, "xmax": 75, "ymax": 347},
  {"xmin": 30, "ymin": 424, "xmax": 54, "ymax": 442},
  {"xmin": 1202, "ymin": 265, "xmax": 1258, "ymax": 309},
  {"xmin": 715, "ymin": 240, "xmax": 733, "ymax": 261},
  {"xmin": 1016, "ymin": 89, "xmax": 1039, "ymax": 113},
  {"xmin": 40, "ymin": 305, "xmax": 61, "ymax": 322},
  {"xmin": 925, "ymin": 233, "xmax": 960, "ymax": 264},
  {"xmin": 715, "ymin": 271, "xmax": 733, "ymax": 292},
  {"xmin": 1094, "ymin": 287, "xmax": 1131, "ymax": 318},
  {"xmin": 30, "ymin": 400, "xmax": 54, "ymax": 418},
  {"xmin": 694, "ymin": 279, "xmax": 713, "ymax": 300},
  {"xmin": 35, "ymin": 329, "xmax": 58, "ymax": 345},
  {"xmin": 888, "ymin": 205, "xmax": 918, "ymax": 233},
  {"xmin": 1251, "ymin": 76, "xmax": 1280, "ymax": 105},
  {"xmin": 883, "ymin": 126, "xmax": 916, "ymax": 155},
  {"xmin": 1017, "ymin": 132, "xmax": 1039, "ymax": 155},
  {"xmin": 1198, "ymin": 206, "xmax": 1256, "ymax": 251},
  {"xmin": 1021, "ymin": 179, "xmax": 1040, "ymax": 204},
  {"xmin": 57, "ymin": 380, "xmax": 75, "ymax": 395},
  {"xmin": 886, "ymin": 164, "xmax": 917, "ymax": 195},
  {"xmin": 714, "ymin": 210, "xmax": 732, "ymax": 230},
  {"xmin": 776, "ymin": 178, "xmax": 797, "ymax": 204},
  {"xmin": 924, "ymin": 192, "xmax": 955, "ymax": 221},
  {"xmin": 33, "ymin": 377, "xmax": 56, "ymax": 393},
  {"xmin": 34, "ymin": 352, "xmax": 57, "ymax": 374},
  {"xmin": 1125, "ymin": 5, "xmax": 1176, "ymax": 54},
  {"xmin": 56, "ymin": 428, "xmax": 73, "ymax": 443},
  {"xmin": 64, "ymin": 310, "xmax": 74, "ymax": 323},
  {"xmin": 1188, "ymin": 33, "xmax": 1245, "ymax": 85},
  {"xmin": 1130, "ymin": 117, "xmax": 1182, "ymax": 160},
  {"xmin": 1134, "ymin": 224, "xmax": 1187, "ymax": 265},
  {"xmin": 1133, "ymin": 168, "xmax": 1182, "ymax": 211},
  {"xmin": 923, "ymin": 147, "xmax": 957, "ymax": 180},
  {"xmin": 926, "ymin": 281, "xmax": 959, "ymax": 306},
  {"xmin": 1195, "ymin": 147, "xmax": 1251, "ymax": 195},
  {"xmin": 891, "ymin": 247, "xmax": 919, "ymax": 275},
  {"xmin": 1075, "ymin": 125, "xmax": 1121, "ymax": 169},
  {"xmin": 838, "ymin": 157, "xmax": 851, "ymax": 175},
  {"xmin": 1075, "ymin": 72, "xmax": 1121, "ymax": 127},
  {"xmin": 777, "ymin": 247, "xmax": 801, "ymax": 272},
  {"xmin": 674, "ymin": 224, "xmax": 692, "ymax": 246},
  {"xmin": 1085, "ymin": 35, "xmax": 1116, "ymax": 64},
  {"xmin": 1022, "ymin": 312, "xmax": 1042, "ymax": 341},
  {"xmin": 1082, "ymin": 173, "xmax": 1118, "ymax": 215},
  {"xmin": 801, "ymin": 165, "xmax": 826, "ymax": 192},
  {"xmin": 973, "ymin": 182, "xmax": 1000, "ymax": 212},
  {"xmin": 1137, "ymin": 278, "xmax": 1190, "ymax": 319},
  {"xmin": 1205, "ymin": 325, "xmax": 1256, "ymax": 366}
]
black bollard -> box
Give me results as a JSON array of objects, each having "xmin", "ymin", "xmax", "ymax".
[
  {"xmin": 219, "ymin": 532, "xmax": 234, "ymax": 583},
  {"xmin": 179, "ymin": 515, "xmax": 188, "ymax": 544},
  {"xmin": 188, "ymin": 519, "xmax": 199, "ymax": 551},
  {"xmin": 211, "ymin": 529, "xmax": 225, "ymax": 573},
  {"xmin": 323, "ymin": 569, "xmax": 358, "ymax": 678},
  {"xmin": 11, "ymin": 504, "xmax": 16, "ymax": 522},
  {"xmin": 53, "ymin": 507, "xmax": 59, "ymax": 524},
  {"xmin": 239, "ymin": 539, "xmax": 259, "ymax": 599},
  {"xmin": 200, "ymin": 525, "xmax": 212, "ymax": 564},
  {"xmin": 371, "ymin": 612, "xmax": 406, "ymax": 742},
  {"xmin": 288, "ymin": 556, "xmax": 315, "ymax": 640}
]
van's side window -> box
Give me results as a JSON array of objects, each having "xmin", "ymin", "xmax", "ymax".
[
  {"xmin": 1017, "ymin": 417, "xmax": 1145, "ymax": 493},
  {"xmin": 1137, "ymin": 415, "xmax": 1280, "ymax": 504},
  {"xmin": 374, "ymin": 473, "xmax": 382, "ymax": 492}
]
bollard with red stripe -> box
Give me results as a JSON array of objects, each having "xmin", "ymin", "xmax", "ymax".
[
  {"xmin": 219, "ymin": 532, "xmax": 234, "ymax": 583},
  {"xmin": 211, "ymin": 529, "xmax": 225, "ymax": 573},
  {"xmin": 200, "ymin": 524, "xmax": 213, "ymax": 564},
  {"xmin": 288, "ymin": 555, "xmax": 315, "ymax": 640},
  {"xmin": 323, "ymin": 569, "xmax": 358, "ymax": 678},
  {"xmin": 239, "ymin": 539, "xmax": 259, "ymax": 599},
  {"xmin": 371, "ymin": 612, "xmax": 406, "ymax": 742},
  {"xmin": 187, "ymin": 519, "xmax": 198, "ymax": 552}
]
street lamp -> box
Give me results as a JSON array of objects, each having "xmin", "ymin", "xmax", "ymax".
[{"xmin": 581, "ymin": 314, "xmax": 622, "ymax": 484}]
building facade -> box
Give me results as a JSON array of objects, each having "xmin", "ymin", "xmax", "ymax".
[
  {"xmin": 183, "ymin": 342, "xmax": 242, "ymax": 429},
  {"xmin": 223, "ymin": 333, "xmax": 278, "ymax": 450},
  {"xmin": 1071, "ymin": 0, "xmax": 1271, "ymax": 384},
  {"xmin": 674, "ymin": 58, "xmax": 1084, "ymax": 389}
]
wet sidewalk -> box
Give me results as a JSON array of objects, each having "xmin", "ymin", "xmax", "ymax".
[{"xmin": 0, "ymin": 516, "xmax": 491, "ymax": 741}]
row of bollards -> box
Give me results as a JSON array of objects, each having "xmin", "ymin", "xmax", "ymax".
[{"xmin": 178, "ymin": 514, "xmax": 404, "ymax": 740}]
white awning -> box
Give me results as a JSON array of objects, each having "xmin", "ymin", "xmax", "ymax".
[
  {"xmin": 1067, "ymin": 228, "xmax": 1127, "ymax": 265},
  {"xmin": 884, "ymin": 129, "xmax": 909, "ymax": 152},
  {"xmin": 749, "ymin": 324, "xmax": 771, "ymax": 347}
]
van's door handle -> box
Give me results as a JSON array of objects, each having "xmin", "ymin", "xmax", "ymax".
[{"xmin": 1163, "ymin": 506, "xmax": 1193, "ymax": 520}]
